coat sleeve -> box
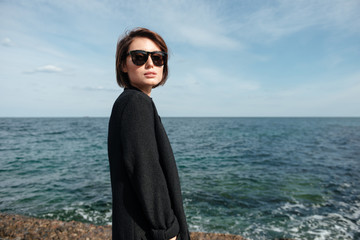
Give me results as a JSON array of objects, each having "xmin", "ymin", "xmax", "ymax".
[{"xmin": 120, "ymin": 94, "xmax": 179, "ymax": 240}]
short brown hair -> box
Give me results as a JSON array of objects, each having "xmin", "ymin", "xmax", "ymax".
[{"xmin": 115, "ymin": 28, "xmax": 169, "ymax": 88}]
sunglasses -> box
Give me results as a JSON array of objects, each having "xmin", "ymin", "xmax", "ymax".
[{"xmin": 128, "ymin": 50, "xmax": 167, "ymax": 67}]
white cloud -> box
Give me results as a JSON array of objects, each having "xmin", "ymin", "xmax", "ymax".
[
  {"xmin": 175, "ymin": 26, "xmax": 240, "ymax": 49},
  {"xmin": 109, "ymin": 0, "xmax": 242, "ymax": 50},
  {"xmin": 24, "ymin": 65, "xmax": 63, "ymax": 74},
  {"xmin": 37, "ymin": 65, "xmax": 62, "ymax": 73},
  {"xmin": 76, "ymin": 86, "xmax": 118, "ymax": 92},
  {"xmin": 1, "ymin": 37, "xmax": 13, "ymax": 47},
  {"xmin": 233, "ymin": 0, "xmax": 360, "ymax": 43}
]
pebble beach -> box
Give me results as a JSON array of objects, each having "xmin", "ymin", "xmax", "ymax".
[{"xmin": 0, "ymin": 212, "xmax": 250, "ymax": 240}]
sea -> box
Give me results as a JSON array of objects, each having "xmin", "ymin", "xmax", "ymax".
[{"xmin": 0, "ymin": 117, "xmax": 359, "ymax": 240}]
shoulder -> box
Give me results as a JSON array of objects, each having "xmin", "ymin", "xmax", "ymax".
[
  {"xmin": 117, "ymin": 88, "xmax": 152, "ymax": 106},
  {"xmin": 111, "ymin": 88, "xmax": 154, "ymax": 118}
]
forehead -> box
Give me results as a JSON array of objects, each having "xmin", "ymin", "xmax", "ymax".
[{"xmin": 128, "ymin": 37, "xmax": 161, "ymax": 52}]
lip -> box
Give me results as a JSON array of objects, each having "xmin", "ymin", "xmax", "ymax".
[{"xmin": 144, "ymin": 71, "xmax": 157, "ymax": 78}]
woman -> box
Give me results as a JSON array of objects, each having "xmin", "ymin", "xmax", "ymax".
[{"xmin": 108, "ymin": 28, "xmax": 190, "ymax": 240}]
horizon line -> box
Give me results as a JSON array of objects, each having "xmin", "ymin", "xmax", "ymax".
[{"xmin": 1, "ymin": 116, "xmax": 359, "ymax": 118}]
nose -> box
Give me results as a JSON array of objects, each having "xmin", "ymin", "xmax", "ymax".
[{"xmin": 145, "ymin": 55, "xmax": 154, "ymax": 69}]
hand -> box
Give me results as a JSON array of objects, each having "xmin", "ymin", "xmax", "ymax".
[{"xmin": 169, "ymin": 236, "xmax": 177, "ymax": 240}]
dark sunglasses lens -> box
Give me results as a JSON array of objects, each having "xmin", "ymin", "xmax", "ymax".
[
  {"xmin": 131, "ymin": 52, "xmax": 148, "ymax": 66},
  {"xmin": 151, "ymin": 53, "xmax": 165, "ymax": 66}
]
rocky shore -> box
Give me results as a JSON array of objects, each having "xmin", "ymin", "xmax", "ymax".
[{"xmin": 0, "ymin": 212, "xmax": 247, "ymax": 240}]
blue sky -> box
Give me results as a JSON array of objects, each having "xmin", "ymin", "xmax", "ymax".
[{"xmin": 1, "ymin": 0, "xmax": 359, "ymax": 117}]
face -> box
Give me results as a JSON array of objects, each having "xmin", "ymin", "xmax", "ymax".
[{"xmin": 123, "ymin": 37, "xmax": 164, "ymax": 96}]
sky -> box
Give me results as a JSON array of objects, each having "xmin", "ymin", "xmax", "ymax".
[{"xmin": 1, "ymin": 0, "xmax": 360, "ymax": 117}]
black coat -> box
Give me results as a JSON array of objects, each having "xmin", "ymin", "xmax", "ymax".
[{"xmin": 108, "ymin": 87, "xmax": 190, "ymax": 240}]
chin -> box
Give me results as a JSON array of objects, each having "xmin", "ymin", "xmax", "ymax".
[{"xmin": 148, "ymin": 79, "xmax": 162, "ymax": 86}]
